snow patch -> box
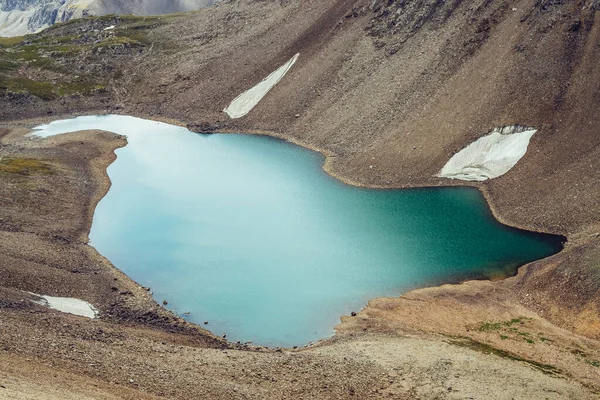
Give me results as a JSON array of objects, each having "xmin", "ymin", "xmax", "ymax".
[
  {"xmin": 224, "ymin": 53, "xmax": 299, "ymax": 119},
  {"xmin": 31, "ymin": 293, "xmax": 98, "ymax": 319},
  {"xmin": 437, "ymin": 125, "xmax": 537, "ymax": 181}
]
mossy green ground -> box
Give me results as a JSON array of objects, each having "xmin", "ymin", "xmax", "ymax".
[
  {"xmin": 0, "ymin": 158, "xmax": 53, "ymax": 174},
  {"xmin": 474, "ymin": 317, "xmax": 548, "ymax": 344},
  {"xmin": 0, "ymin": 15, "xmax": 163, "ymax": 100},
  {"xmin": 471, "ymin": 317, "xmax": 600, "ymax": 373},
  {"xmin": 450, "ymin": 337, "xmax": 562, "ymax": 376}
]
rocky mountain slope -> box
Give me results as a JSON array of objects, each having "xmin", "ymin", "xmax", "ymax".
[
  {"xmin": 0, "ymin": 0, "xmax": 599, "ymax": 398},
  {"xmin": 0, "ymin": 0, "xmax": 214, "ymax": 36}
]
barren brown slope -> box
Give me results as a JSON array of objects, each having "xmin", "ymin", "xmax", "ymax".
[{"xmin": 0, "ymin": 0, "xmax": 599, "ymax": 398}]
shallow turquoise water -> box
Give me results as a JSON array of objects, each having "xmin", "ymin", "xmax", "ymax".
[{"xmin": 34, "ymin": 115, "xmax": 563, "ymax": 347}]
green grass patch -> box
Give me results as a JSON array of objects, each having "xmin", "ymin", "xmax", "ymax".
[
  {"xmin": 30, "ymin": 34, "xmax": 79, "ymax": 46},
  {"xmin": 0, "ymin": 69, "xmax": 106, "ymax": 99},
  {"xmin": 475, "ymin": 317, "xmax": 531, "ymax": 332},
  {"xmin": 588, "ymin": 360, "xmax": 600, "ymax": 368},
  {"xmin": 0, "ymin": 158, "xmax": 53, "ymax": 174},
  {"xmin": 0, "ymin": 77, "xmax": 57, "ymax": 100},
  {"xmin": 0, "ymin": 13, "xmax": 163, "ymax": 102},
  {"xmin": 0, "ymin": 36, "xmax": 26, "ymax": 47},
  {"xmin": 0, "ymin": 59, "xmax": 18, "ymax": 70},
  {"xmin": 450, "ymin": 338, "xmax": 561, "ymax": 376},
  {"xmin": 474, "ymin": 317, "xmax": 540, "ymax": 343},
  {"xmin": 8, "ymin": 45, "xmax": 43, "ymax": 61},
  {"xmin": 476, "ymin": 322, "xmax": 503, "ymax": 332},
  {"xmin": 57, "ymin": 80, "xmax": 107, "ymax": 96}
]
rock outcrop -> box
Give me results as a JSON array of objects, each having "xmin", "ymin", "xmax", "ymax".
[{"xmin": 0, "ymin": 0, "xmax": 215, "ymax": 37}]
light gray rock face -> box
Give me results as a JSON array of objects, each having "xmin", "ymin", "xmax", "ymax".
[
  {"xmin": 0, "ymin": 0, "xmax": 214, "ymax": 37},
  {"xmin": 0, "ymin": 0, "xmax": 74, "ymax": 37}
]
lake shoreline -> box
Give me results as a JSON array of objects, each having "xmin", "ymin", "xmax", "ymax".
[
  {"xmin": 14, "ymin": 108, "xmax": 570, "ymax": 238},
  {"xmin": 29, "ymin": 114, "xmax": 564, "ymax": 347},
  {"xmin": 2, "ymin": 111, "xmax": 566, "ymax": 327},
  {"xmin": 1, "ymin": 112, "xmax": 599, "ymax": 397},
  {"xmin": 3, "ymin": 110, "xmax": 570, "ymax": 297}
]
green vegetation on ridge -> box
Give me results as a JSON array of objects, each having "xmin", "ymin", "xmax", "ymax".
[{"xmin": 0, "ymin": 14, "xmax": 164, "ymax": 100}]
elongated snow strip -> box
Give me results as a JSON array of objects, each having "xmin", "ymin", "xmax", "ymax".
[{"xmin": 224, "ymin": 53, "xmax": 300, "ymax": 119}]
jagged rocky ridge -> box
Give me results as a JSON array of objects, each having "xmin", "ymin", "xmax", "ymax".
[
  {"xmin": 0, "ymin": 0, "xmax": 215, "ymax": 36},
  {"xmin": 366, "ymin": 0, "xmax": 600, "ymax": 56}
]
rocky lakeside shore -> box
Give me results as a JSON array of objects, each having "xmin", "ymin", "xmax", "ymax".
[{"xmin": 1, "ymin": 1, "xmax": 599, "ymax": 398}]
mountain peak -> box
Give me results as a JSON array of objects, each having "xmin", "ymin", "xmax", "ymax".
[{"xmin": 0, "ymin": 0, "xmax": 215, "ymax": 37}]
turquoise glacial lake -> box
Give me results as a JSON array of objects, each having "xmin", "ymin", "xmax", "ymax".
[{"xmin": 34, "ymin": 115, "xmax": 563, "ymax": 347}]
